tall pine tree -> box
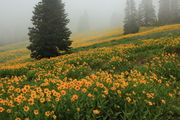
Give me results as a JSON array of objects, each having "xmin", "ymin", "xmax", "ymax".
[
  {"xmin": 138, "ymin": 0, "xmax": 157, "ymax": 26},
  {"xmin": 28, "ymin": 0, "xmax": 72, "ymax": 59},
  {"xmin": 124, "ymin": 0, "xmax": 139, "ymax": 34},
  {"xmin": 158, "ymin": 0, "xmax": 171, "ymax": 25}
]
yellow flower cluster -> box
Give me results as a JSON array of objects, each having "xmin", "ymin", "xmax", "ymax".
[{"xmin": 0, "ymin": 68, "xmax": 175, "ymax": 119}]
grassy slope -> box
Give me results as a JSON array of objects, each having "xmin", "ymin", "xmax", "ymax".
[
  {"xmin": 0, "ymin": 28, "xmax": 123, "ymax": 66},
  {"xmin": 0, "ymin": 25, "xmax": 179, "ymax": 67},
  {"xmin": 0, "ymin": 24, "xmax": 180, "ymax": 120}
]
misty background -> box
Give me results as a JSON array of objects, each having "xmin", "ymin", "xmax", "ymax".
[{"xmin": 0, "ymin": 0, "xmax": 158, "ymax": 45}]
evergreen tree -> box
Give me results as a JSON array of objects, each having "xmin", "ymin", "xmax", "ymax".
[
  {"xmin": 28, "ymin": 0, "xmax": 72, "ymax": 59},
  {"xmin": 158, "ymin": 0, "xmax": 171, "ymax": 25},
  {"xmin": 124, "ymin": 0, "xmax": 139, "ymax": 34},
  {"xmin": 170, "ymin": 0, "xmax": 180, "ymax": 23},
  {"xmin": 138, "ymin": 0, "xmax": 157, "ymax": 26}
]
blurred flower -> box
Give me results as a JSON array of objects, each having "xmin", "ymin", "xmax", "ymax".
[
  {"xmin": 34, "ymin": 110, "xmax": 39, "ymax": 115},
  {"xmin": 93, "ymin": 109, "xmax": 100, "ymax": 114},
  {"xmin": 126, "ymin": 97, "xmax": 131, "ymax": 102},
  {"xmin": 0, "ymin": 107, "xmax": 5, "ymax": 112},
  {"xmin": 23, "ymin": 106, "xmax": 29, "ymax": 112}
]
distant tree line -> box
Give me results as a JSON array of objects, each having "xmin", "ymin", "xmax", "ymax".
[
  {"xmin": 28, "ymin": 0, "xmax": 180, "ymax": 59},
  {"xmin": 159, "ymin": 0, "xmax": 180, "ymax": 25},
  {"xmin": 124, "ymin": 0, "xmax": 180, "ymax": 34}
]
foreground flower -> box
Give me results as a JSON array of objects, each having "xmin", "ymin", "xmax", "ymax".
[
  {"xmin": 23, "ymin": 106, "xmax": 29, "ymax": 112},
  {"xmin": 76, "ymin": 108, "xmax": 80, "ymax": 111},
  {"xmin": 6, "ymin": 109, "xmax": 12, "ymax": 113},
  {"xmin": 40, "ymin": 98, "xmax": 45, "ymax": 103},
  {"xmin": 71, "ymin": 94, "xmax": 78, "ymax": 102},
  {"xmin": 82, "ymin": 88, "xmax": 87, "ymax": 93},
  {"xmin": 126, "ymin": 97, "xmax": 131, "ymax": 102},
  {"xmin": 161, "ymin": 99, "xmax": 166, "ymax": 104},
  {"xmin": 53, "ymin": 115, "xmax": 57, "ymax": 119},
  {"xmin": 45, "ymin": 111, "xmax": 51, "ymax": 117},
  {"xmin": 15, "ymin": 118, "xmax": 21, "ymax": 120},
  {"xmin": 61, "ymin": 90, "xmax": 66, "ymax": 96},
  {"xmin": 93, "ymin": 109, "xmax": 100, "ymax": 114},
  {"xmin": 0, "ymin": 107, "xmax": 5, "ymax": 112},
  {"xmin": 148, "ymin": 101, "xmax": 153, "ymax": 106},
  {"xmin": 34, "ymin": 110, "xmax": 39, "ymax": 115},
  {"xmin": 28, "ymin": 98, "xmax": 34, "ymax": 105}
]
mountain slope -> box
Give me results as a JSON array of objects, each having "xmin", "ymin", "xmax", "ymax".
[{"xmin": 0, "ymin": 24, "xmax": 180, "ymax": 120}]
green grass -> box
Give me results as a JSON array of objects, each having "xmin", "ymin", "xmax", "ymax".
[
  {"xmin": 0, "ymin": 24, "xmax": 179, "ymax": 120},
  {"xmin": 72, "ymin": 29, "xmax": 180, "ymax": 53}
]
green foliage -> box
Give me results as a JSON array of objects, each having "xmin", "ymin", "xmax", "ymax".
[
  {"xmin": 0, "ymin": 68, "xmax": 27, "ymax": 78},
  {"xmin": 0, "ymin": 25, "xmax": 179, "ymax": 120},
  {"xmin": 104, "ymin": 57, "xmax": 133, "ymax": 73},
  {"xmin": 73, "ymin": 29, "xmax": 180, "ymax": 53},
  {"xmin": 164, "ymin": 43, "xmax": 180, "ymax": 54},
  {"xmin": 148, "ymin": 55, "xmax": 180, "ymax": 81}
]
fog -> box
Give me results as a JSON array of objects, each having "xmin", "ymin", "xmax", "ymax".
[{"xmin": 0, "ymin": 0, "xmax": 158, "ymax": 45}]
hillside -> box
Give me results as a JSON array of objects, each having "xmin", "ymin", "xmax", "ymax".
[{"xmin": 0, "ymin": 24, "xmax": 180, "ymax": 120}]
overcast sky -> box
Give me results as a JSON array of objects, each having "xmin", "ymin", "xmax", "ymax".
[{"xmin": 0, "ymin": 0, "xmax": 158, "ymax": 44}]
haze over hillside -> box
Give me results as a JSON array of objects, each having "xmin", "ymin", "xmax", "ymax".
[{"xmin": 0, "ymin": 0, "xmax": 159, "ymax": 45}]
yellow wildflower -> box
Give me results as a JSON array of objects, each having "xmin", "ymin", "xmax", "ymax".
[
  {"xmin": 23, "ymin": 106, "xmax": 29, "ymax": 112},
  {"xmin": 161, "ymin": 100, "xmax": 166, "ymax": 104},
  {"xmin": 126, "ymin": 97, "xmax": 131, "ymax": 102},
  {"xmin": 93, "ymin": 109, "xmax": 100, "ymax": 114},
  {"xmin": 34, "ymin": 110, "xmax": 39, "ymax": 115},
  {"xmin": 0, "ymin": 107, "xmax": 5, "ymax": 112}
]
